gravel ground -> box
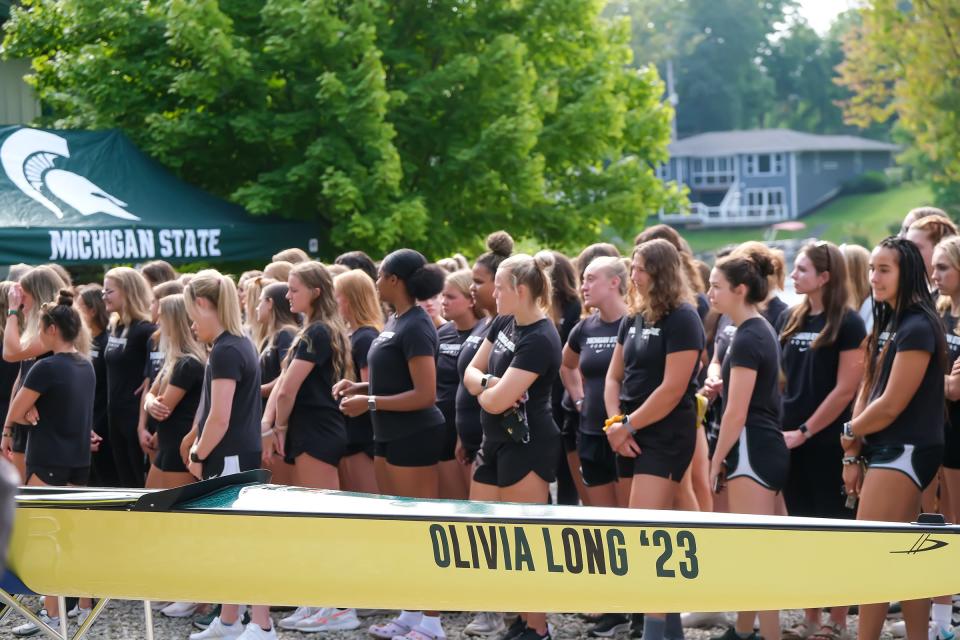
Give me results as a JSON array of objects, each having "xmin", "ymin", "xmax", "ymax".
[{"xmin": 0, "ymin": 601, "xmax": 903, "ymax": 639}]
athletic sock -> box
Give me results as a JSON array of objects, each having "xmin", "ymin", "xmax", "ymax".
[
  {"xmin": 736, "ymin": 632, "xmax": 753, "ymax": 639},
  {"xmin": 397, "ymin": 611, "xmax": 424, "ymax": 628},
  {"xmin": 934, "ymin": 603, "xmax": 952, "ymax": 631},
  {"xmin": 665, "ymin": 613, "xmax": 684, "ymax": 640},
  {"xmin": 643, "ymin": 616, "xmax": 667, "ymax": 640},
  {"xmin": 420, "ymin": 615, "xmax": 443, "ymax": 636}
]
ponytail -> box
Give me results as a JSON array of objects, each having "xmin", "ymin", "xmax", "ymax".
[{"xmin": 185, "ymin": 270, "xmax": 244, "ymax": 337}]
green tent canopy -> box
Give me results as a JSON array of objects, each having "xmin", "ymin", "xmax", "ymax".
[{"xmin": 0, "ymin": 125, "xmax": 318, "ymax": 265}]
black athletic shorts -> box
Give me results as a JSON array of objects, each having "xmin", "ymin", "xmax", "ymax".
[
  {"xmin": 285, "ymin": 423, "xmax": 346, "ymax": 467},
  {"xmin": 439, "ymin": 419, "xmax": 458, "ymax": 462},
  {"xmin": 26, "ymin": 465, "xmax": 90, "ymax": 487},
  {"xmin": 11, "ymin": 424, "xmax": 27, "ymax": 454},
  {"xmin": 865, "ymin": 443, "xmax": 943, "ymax": 490},
  {"xmin": 154, "ymin": 423, "xmax": 192, "ymax": 473},
  {"xmin": 474, "ymin": 434, "xmax": 561, "ymax": 488},
  {"xmin": 615, "ymin": 406, "xmax": 697, "ymax": 482},
  {"xmin": 724, "ymin": 426, "xmax": 789, "ymax": 492},
  {"xmin": 201, "ymin": 452, "xmax": 262, "ymax": 481},
  {"xmin": 944, "ymin": 424, "xmax": 960, "ymax": 470},
  {"xmin": 373, "ymin": 424, "xmax": 444, "ymax": 467},
  {"xmin": 577, "ymin": 432, "xmax": 618, "ymax": 487},
  {"xmin": 783, "ymin": 439, "xmax": 852, "ymax": 520},
  {"xmin": 560, "ymin": 410, "xmax": 579, "ymax": 453},
  {"xmin": 343, "ymin": 442, "xmax": 375, "ymax": 459}
]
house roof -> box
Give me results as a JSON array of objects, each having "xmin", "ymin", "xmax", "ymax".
[{"xmin": 668, "ymin": 129, "xmax": 899, "ymax": 158}]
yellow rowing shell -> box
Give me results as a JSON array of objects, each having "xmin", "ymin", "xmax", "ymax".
[{"xmin": 9, "ymin": 477, "xmax": 960, "ymax": 612}]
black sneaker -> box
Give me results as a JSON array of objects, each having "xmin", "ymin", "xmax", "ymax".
[
  {"xmin": 710, "ymin": 628, "xmax": 760, "ymax": 640},
  {"xmin": 501, "ymin": 616, "xmax": 527, "ymax": 640},
  {"xmin": 630, "ymin": 614, "xmax": 644, "ymax": 639},
  {"xmin": 515, "ymin": 628, "xmax": 551, "ymax": 640},
  {"xmin": 589, "ymin": 613, "xmax": 631, "ymax": 637}
]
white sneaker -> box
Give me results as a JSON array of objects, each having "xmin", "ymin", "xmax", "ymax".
[
  {"xmin": 932, "ymin": 624, "xmax": 957, "ymax": 640},
  {"xmin": 75, "ymin": 607, "xmax": 92, "ymax": 627},
  {"xmin": 236, "ymin": 621, "xmax": 278, "ymax": 640},
  {"xmin": 162, "ymin": 601, "xmax": 200, "ymax": 618},
  {"xmin": 190, "ymin": 616, "xmax": 245, "ymax": 640},
  {"xmin": 150, "ymin": 601, "xmax": 172, "ymax": 612},
  {"xmin": 297, "ymin": 608, "xmax": 362, "ymax": 632},
  {"xmin": 681, "ymin": 612, "xmax": 730, "ymax": 629},
  {"xmin": 13, "ymin": 610, "xmax": 58, "ymax": 637},
  {"xmin": 464, "ymin": 613, "xmax": 507, "ymax": 636},
  {"xmin": 279, "ymin": 606, "xmax": 317, "ymax": 630},
  {"xmin": 888, "ymin": 620, "xmax": 938, "ymax": 639}
]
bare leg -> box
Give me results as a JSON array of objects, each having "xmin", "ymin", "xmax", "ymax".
[
  {"xmin": 438, "ymin": 459, "xmax": 469, "ymax": 500},
  {"xmin": 339, "ymin": 452, "xmax": 379, "ymax": 494},
  {"xmin": 500, "ymin": 472, "xmax": 550, "ymax": 634}
]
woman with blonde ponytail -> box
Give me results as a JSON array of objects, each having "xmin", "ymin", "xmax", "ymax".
[
  {"xmin": 102, "ymin": 266, "xmax": 156, "ymax": 488},
  {"xmin": 464, "ymin": 251, "xmax": 563, "ymax": 640},
  {"xmin": 184, "ymin": 269, "xmax": 273, "ymax": 640}
]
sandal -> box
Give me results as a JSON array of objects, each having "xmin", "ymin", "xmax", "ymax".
[
  {"xmin": 369, "ymin": 620, "xmax": 411, "ymax": 639},
  {"xmin": 809, "ymin": 623, "xmax": 846, "ymax": 640},
  {"xmin": 782, "ymin": 622, "xmax": 813, "ymax": 640}
]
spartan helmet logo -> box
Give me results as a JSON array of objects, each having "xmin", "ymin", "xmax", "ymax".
[{"xmin": 0, "ymin": 128, "xmax": 140, "ymax": 221}]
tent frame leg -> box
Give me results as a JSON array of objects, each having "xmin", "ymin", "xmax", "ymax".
[{"xmin": 0, "ymin": 590, "xmax": 114, "ymax": 640}]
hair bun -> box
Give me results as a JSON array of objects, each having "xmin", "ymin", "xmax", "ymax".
[
  {"xmin": 747, "ymin": 250, "xmax": 776, "ymax": 279},
  {"xmin": 57, "ymin": 289, "xmax": 75, "ymax": 306},
  {"xmin": 486, "ymin": 231, "xmax": 514, "ymax": 258},
  {"xmin": 533, "ymin": 250, "xmax": 555, "ymax": 272}
]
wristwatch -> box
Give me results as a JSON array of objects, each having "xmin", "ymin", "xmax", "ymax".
[
  {"xmin": 841, "ymin": 421, "xmax": 855, "ymax": 440},
  {"xmin": 621, "ymin": 414, "xmax": 636, "ymax": 434},
  {"xmin": 189, "ymin": 450, "xmax": 205, "ymax": 464},
  {"xmin": 368, "ymin": 395, "xmax": 377, "ymax": 413},
  {"xmin": 480, "ymin": 374, "xmax": 492, "ymax": 389},
  {"xmin": 797, "ymin": 423, "xmax": 810, "ymax": 438}
]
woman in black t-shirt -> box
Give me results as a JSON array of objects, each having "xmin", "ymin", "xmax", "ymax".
[
  {"xmin": 333, "ymin": 270, "xmax": 382, "ymax": 495},
  {"xmin": 143, "ymin": 294, "xmax": 205, "ymax": 489},
  {"xmin": 2, "ymin": 266, "xmax": 65, "ymax": 481},
  {"xmin": 335, "ymin": 250, "xmax": 448, "ymax": 640},
  {"xmin": 561, "ymin": 256, "xmax": 630, "ymax": 508},
  {"xmin": 707, "ymin": 247, "xmax": 787, "ymax": 640},
  {"xmin": 842, "ymin": 238, "xmax": 947, "ymax": 640},
  {"xmin": 102, "ymin": 266, "xmax": 157, "ymax": 488},
  {"xmin": 464, "ymin": 251, "xmax": 562, "ymax": 640},
  {"xmin": 265, "ymin": 262, "xmax": 350, "ymax": 490},
  {"xmin": 184, "ymin": 269, "xmax": 272, "ymax": 638},
  {"xmin": 778, "ymin": 241, "xmax": 866, "ymax": 640},
  {"xmin": 255, "ymin": 280, "xmax": 299, "ymax": 486},
  {"xmin": 7, "ymin": 289, "xmax": 94, "ymax": 629},
  {"xmin": 77, "ymin": 284, "xmax": 112, "ymax": 486},
  {"xmin": 933, "ymin": 237, "xmax": 960, "ymax": 521},
  {"xmin": 436, "ymin": 269, "xmax": 483, "ymax": 499}
]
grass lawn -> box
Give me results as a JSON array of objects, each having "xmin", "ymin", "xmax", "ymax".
[{"xmin": 677, "ymin": 182, "xmax": 934, "ymax": 254}]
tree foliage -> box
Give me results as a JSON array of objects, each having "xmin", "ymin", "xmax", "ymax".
[
  {"xmin": 835, "ymin": 0, "xmax": 960, "ymax": 211},
  {"xmin": 1, "ymin": 0, "xmax": 680, "ymax": 258}
]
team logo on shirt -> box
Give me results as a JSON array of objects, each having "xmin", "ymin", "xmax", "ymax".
[
  {"xmin": 495, "ymin": 331, "xmax": 516, "ymax": 353},
  {"xmin": 372, "ymin": 331, "xmax": 395, "ymax": 347},
  {"xmin": 640, "ymin": 327, "xmax": 661, "ymax": 339},
  {"xmin": 585, "ymin": 336, "xmax": 617, "ymax": 353},
  {"xmin": 439, "ymin": 343, "xmax": 463, "ymax": 357},
  {"xmin": 788, "ymin": 331, "xmax": 819, "ymax": 353},
  {"xmin": 106, "ymin": 336, "xmax": 127, "ymax": 352},
  {"xmin": 465, "ymin": 335, "xmax": 484, "ymax": 346},
  {"xmin": 946, "ymin": 333, "xmax": 960, "ymax": 358}
]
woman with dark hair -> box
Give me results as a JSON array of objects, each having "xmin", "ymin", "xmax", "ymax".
[
  {"xmin": 707, "ymin": 247, "xmax": 788, "ymax": 640},
  {"xmin": 140, "ymin": 260, "xmax": 178, "ymax": 287},
  {"xmin": 335, "ymin": 250, "xmax": 379, "ymax": 283},
  {"xmin": 635, "ymin": 224, "xmax": 708, "ymax": 319},
  {"xmin": 334, "ymin": 249, "xmax": 448, "ymax": 640},
  {"xmin": 77, "ymin": 284, "xmax": 113, "ymax": 486},
  {"xmin": 842, "ymin": 237, "xmax": 947, "ymax": 640},
  {"xmin": 604, "ymin": 239, "xmax": 704, "ymax": 640},
  {"xmin": 464, "ymin": 251, "xmax": 563, "ymax": 640},
  {"xmin": 778, "ymin": 241, "xmax": 866, "ymax": 640}
]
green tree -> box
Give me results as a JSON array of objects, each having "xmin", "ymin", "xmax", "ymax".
[
  {"xmin": 835, "ymin": 0, "xmax": 960, "ymax": 212},
  {"xmin": 2, "ymin": 0, "xmax": 679, "ymax": 258}
]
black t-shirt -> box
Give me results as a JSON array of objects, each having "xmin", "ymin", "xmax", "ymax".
[
  {"xmin": 23, "ymin": 352, "xmax": 95, "ymax": 468},
  {"xmin": 762, "ymin": 297, "xmax": 789, "ymax": 328},
  {"xmin": 104, "ymin": 320, "xmax": 157, "ymax": 411},
  {"xmin": 437, "ymin": 321, "xmax": 475, "ymax": 428},
  {"xmin": 617, "ymin": 303, "xmax": 705, "ymax": 443},
  {"xmin": 721, "ymin": 317, "xmax": 782, "ymax": 434},
  {"xmin": 866, "ymin": 308, "xmax": 945, "ymax": 448},
  {"xmin": 346, "ymin": 326, "xmax": 378, "ymax": 447},
  {"xmin": 289, "ymin": 323, "xmax": 346, "ymax": 437},
  {"xmin": 696, "ymin": 293, "xmax": 710, "ymax": 321},
  {"xmin": 0, "ymin": 342, "xmax": 20, "ymax": 419},
  {"xmin": 367, "ymin": 306, "xmax": 445, "ymax": 441},
  {"xmin": 197, "ymin": 332, "xmax": 262, "ymax": 460},
  {"xmin": 89, "ymin": 332, "xmax": 109, "ymax": 436},
  {"xmin": 144, "ymin": 334, "xmax": 164, "ymax": 383},
  {"xmin": 943, "ymin": 313, "xmax": 960, "ymax": 436},
  {"xmin": 552, "ymin": 299, "xmax": 583, "ymax": 414},
  {"xmin": 567, "ymin": 313, "xmax": 623, "ymax": 435},
  {"xmin": 259, "ymin": 328, "xmax": 296, "ymax": 387},
  {"xmin": 14, "ymin": 353, "xmax": 51, "ymax": 427},
  {"xmin": 148, "ymin": 356, "xmax": 204, "ymax": 439},
  {"xmin": 455, "ymin": 317, "xmax": 492, "ymax": 450},
  {"xmin": 779, "ymin": 309, "xmax": 866, "ymax": 441},
  {"xmin": 480, "ymin": 315, "xmax": 562, "ymax": 444}
]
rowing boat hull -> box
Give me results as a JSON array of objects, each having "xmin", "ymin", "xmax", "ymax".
[{"xmin": 10, "ymin": 483, "xmax": 960, "ymax": 611}]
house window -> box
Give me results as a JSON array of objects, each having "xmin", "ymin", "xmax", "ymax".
[
  {"xmin": 744, "ymin": 153, "xmax": 785, "ymax": 177},
  {"xmin": 743, "ymin": 188, "xmax": 787, "ymax": 218},
  {"xmin": 822, "ymin": 160, "xmax": 839, "ymax": 171},
  {"xmin": 690, "ymin": 156, "xmax": 735, "ymax": 187},
  {"xmin": 656, "ymin": 162, "xmax": 671, "ymax": 180}
]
